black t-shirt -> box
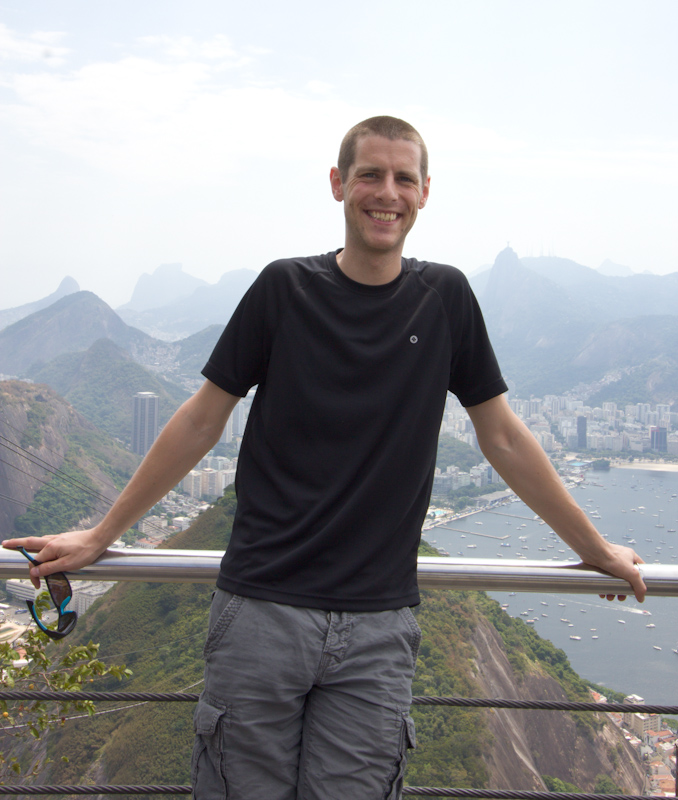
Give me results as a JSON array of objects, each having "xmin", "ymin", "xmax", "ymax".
[{"xmin": 202, "ymin": 251, "xmax": 507, "ymax": 611}]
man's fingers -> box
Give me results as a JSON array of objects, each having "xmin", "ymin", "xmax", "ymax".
[{"xmin": 3, "ymin": 536, "xmax": 54, "ymax": 552}]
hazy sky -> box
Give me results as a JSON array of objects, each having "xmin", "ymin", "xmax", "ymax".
[{"xmin": 1, "ymin": 0, "xmax": 676, "ymax": 309}]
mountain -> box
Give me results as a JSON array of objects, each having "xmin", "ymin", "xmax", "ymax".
[
  {"xmin": 598, "ymin": 259, "xmax": 635, "ymax": 277},
  {"xmin": 521, "ymin": 256, "xmax": 607, "ymax": 288},
  {"xmin": 26, "ymin": 338, "xmax": 191, "ymax": 443},
  {"xmin": 33, "ymin": 495, "xmax": 643, "ymax": 794},
  {"xmin": 0, "ymin": 277, "xmax": 79, "ymax": 332},
  {"xmin": 0, "ymin": 291, "xmax": 173, "ymax": 378},
  {"xmin": 116, "ymin": 268, "xmax": 257, "ymax": 340},
  {"xmin": 474, "ymin": 249, "xmax": 678, "ymax": 399},
  {"xmin": 0, "ymin": 381, "xmax": 139, "ymax": 537},
  {"xmin": 118, "ymin": 263, "xmax": 208, "ymax": 312}
]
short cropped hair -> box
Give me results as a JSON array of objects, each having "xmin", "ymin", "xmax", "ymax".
[{"xmin": 337, "ymin": 116, "xmax": 428, "ymax": 185}]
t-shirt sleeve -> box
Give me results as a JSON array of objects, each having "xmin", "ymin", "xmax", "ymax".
[
  {"xmin": 201, "ymin": 263, "xmax": 287, "ymax": 397},
  {"xmin": 446, "ymin": 272, "xmax": 508, "ymax": 407}
]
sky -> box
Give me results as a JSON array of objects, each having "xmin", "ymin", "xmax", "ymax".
[{"xmin": 1, "ymin": 0, "xmax": 677, "ymax": 309}]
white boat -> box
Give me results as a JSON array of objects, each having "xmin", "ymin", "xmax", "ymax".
[
  {"xmin": 570, "ymin": 636, "xmax": 581, "ymax": 641},
  {"xmin": 653, "ymin": 646, "xmax": 662, "ymax": 651},
  {"xmin": 646, "ymin": 624, "xmax": 656, "ymax": 628}
]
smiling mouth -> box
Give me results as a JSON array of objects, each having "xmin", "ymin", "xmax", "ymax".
[{"xmin": 367, "ymin": 211, "xmax": 398, "ymax": 222}]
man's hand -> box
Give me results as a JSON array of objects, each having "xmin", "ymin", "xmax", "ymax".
[
  {"xmin": 3, "ymin": 530, "xmax": 108, "ymax": 589},
  {"xmin": 583, "ymin": 542, "xmax": 646, "ymax": 602}
]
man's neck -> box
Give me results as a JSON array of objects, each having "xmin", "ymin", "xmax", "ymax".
[{"xmin": 336, "ymin": 245, "xmax": 403, "ymax": 286}]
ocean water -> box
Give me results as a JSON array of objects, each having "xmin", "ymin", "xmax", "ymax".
[{"xmin": 422, "ymin": 467, "xmax": 678, "ymax": 704}]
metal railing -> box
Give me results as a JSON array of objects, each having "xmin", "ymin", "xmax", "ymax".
[{"xmin": 0, "ymin": 547, "xmax": 676, "ymax": 596}]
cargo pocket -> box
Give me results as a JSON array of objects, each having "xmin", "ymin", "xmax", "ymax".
[
  {"xmin": 203, "ymin": 594, "xmax": 244, "ymax": 658},
  {"xmin": 191, "ymin": 698, "xmax": 231, "ymax": 799},
  {"xmin": 384, "ymin": 713, "xmax": 417, "ymax": 799}
]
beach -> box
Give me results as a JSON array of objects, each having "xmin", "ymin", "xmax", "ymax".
[{"xmin": 610, "ymin": 460, "xmax": 678, "ymax": 472}]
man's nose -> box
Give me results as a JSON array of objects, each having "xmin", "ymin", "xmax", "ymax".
[{"xmin": 375, "ymin": 174, "xmax": 398, "ymax": 202}]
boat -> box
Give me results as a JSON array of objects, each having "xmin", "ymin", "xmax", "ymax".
[
  {"xmin": 646, "ymin": 624, "xmax": 656, "ymax": 628},
  {"xmin": 653, "ymin": 646, "xmax": 662, "ymax": 651},
  {"xmin": 618, "ymin": 620, "xmax": 626, "ymax": 624},
  {"xmin": 570, "ymin": 636, "xmax": 581, "ymax": 641},
  {"xmin": 592, "ymin": 635, "xmax": 599, "ymax": 640}
]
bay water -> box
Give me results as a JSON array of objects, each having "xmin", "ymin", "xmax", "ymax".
[{"xmin": 422, "ymin": 466, "xmax": 678, "ymax": 704}]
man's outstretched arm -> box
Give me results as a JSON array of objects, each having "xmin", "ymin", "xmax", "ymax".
[
  {"xmin": 466, "ymin": 394, "xmax": 646, "ymax": 602},
  {"xmin": 3, "ymin": 379, "xmax": 240, "ymax": 584}
]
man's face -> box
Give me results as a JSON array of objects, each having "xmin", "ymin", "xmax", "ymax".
[{"xmin": 330, "ymin": 135, "xmax": 430, "ymax": 258}]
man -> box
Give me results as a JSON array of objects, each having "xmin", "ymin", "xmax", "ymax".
[{"xmin": 4, "ymin": 116, "xmax": 645, "ymax": 800}]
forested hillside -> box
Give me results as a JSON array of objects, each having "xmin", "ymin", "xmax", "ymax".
[
  {"xmin": 0, "ymin": 381, "xmax": 140, "ymax": 537},
  {"xmin": 27, "ymin": 338, "xmax": 190, "ymax": 444}
]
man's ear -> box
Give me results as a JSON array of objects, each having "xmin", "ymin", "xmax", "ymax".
[
  {"xmin": 418, "ymin": 176, "xmax": 431, "ymax": 210},
  {"xmin": 329, "ymin": 167, "xmax": 344, "ymax": 202}
]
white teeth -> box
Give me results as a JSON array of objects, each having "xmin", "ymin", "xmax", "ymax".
[{"xmin": 368, "ymin": 211, "xmax": 397, "ymax": 221}]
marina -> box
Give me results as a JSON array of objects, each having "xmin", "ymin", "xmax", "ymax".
[{"xmin": 422, "ymin": 465, "xmax": 678, "ymax": 704}]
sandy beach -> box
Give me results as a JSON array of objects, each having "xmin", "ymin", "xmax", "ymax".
[{"xmin": 610, "ymin": 460, "xmax": 678, "ymax": 472}]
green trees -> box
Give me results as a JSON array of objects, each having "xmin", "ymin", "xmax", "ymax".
[{"xmin": 0, "ymin": 594, "xmax": 130, "ymax": 784}]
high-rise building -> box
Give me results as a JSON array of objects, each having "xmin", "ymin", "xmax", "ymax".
[
  {"xmin": 132, "ymin": 392, "xmax": 159, "ymax": 455},
  {"xmin": 651, "ymin": 426, "xmax": 668, "ymax": 453},
  {"xmin": 232, "ymin": 402, "xmax": 246, "ymax": 436},
  {"xmin": 576, "ymin": 415, "xmax": 587, "ymax": 449}
]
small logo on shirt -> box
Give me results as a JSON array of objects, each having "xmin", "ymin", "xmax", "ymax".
[{"xmin": 409, "ymin": 335, "xmax": 418, "ymax": 344}]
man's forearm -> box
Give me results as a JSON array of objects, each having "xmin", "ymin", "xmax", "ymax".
[
  {"xmin": 91, "ymin": 381, "xmax": 239, "ymax": 548},
  {"xmin": 467, "ymin": 396, "xmax": 613, "ymax": 562}
]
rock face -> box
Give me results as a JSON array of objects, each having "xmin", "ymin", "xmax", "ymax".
[{"xmin": 471, "ymin": 618, "xmax": 645, "ymax": 793}]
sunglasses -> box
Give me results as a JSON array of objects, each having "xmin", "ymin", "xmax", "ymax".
[{"xmin": 16, "ymin": 547, "xmax": 78, "ymax": 639}]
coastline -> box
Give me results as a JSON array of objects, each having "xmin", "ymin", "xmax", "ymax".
[{"xmin": 609, "ymin": 460, "xmax": 678, "ymax": 473}]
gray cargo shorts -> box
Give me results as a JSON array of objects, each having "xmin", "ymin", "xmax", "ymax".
[{"xmin": 192, "ymin": 589, "xmax": 421, "ymax": 800}]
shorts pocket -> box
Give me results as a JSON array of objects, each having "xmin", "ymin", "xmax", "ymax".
[
  {"xmin": 384, "ymin": 713, "xmax": 416, "ymax": 799},
  {"xmin": 191, "ymin": 698, "xmax": 231, "ymax": 799},
  {"xmin": 203, "ymin": 594, "xmax": 245, "ymax": 658},
  {"xmin": 399, "ymin": 606, "xmax": 422, "ymax": 669}
]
